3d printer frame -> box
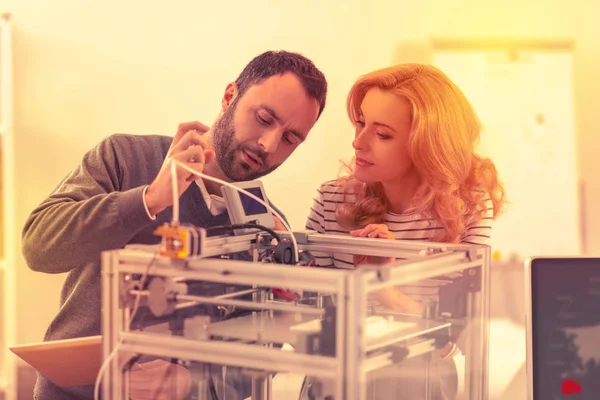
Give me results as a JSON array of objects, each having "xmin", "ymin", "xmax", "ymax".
[{"xmin": 101, "ymin": 230, "xmax": 490, "ymax": 400}]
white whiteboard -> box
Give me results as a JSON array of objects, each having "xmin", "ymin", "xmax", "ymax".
[{"xmin": 433, "ymin": 48, "xmax": 581, "ymax": 259}]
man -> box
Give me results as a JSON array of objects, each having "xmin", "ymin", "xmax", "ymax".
[{"xmin": 22, "ymin": 50, "xmax": 328, "ymax": 400}]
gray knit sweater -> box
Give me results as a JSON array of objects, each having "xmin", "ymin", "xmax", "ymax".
[{"xmin": 22, "ymin": 134, "xmax": 277, "ymax": 400}]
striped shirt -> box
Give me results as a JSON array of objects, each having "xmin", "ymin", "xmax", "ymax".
[{"xmin": 305, "ymin": 180, "xmax": 493, "ymax": 304}]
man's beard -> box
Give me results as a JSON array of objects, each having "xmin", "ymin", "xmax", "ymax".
[{"xmin": 212, "ymin": 101, "xmax": 280, "ymax": 181}]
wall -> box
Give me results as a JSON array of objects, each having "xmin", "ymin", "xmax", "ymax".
[{"xmin": 3, "ymin": 0, "xmax": 600, "ymax": 348}]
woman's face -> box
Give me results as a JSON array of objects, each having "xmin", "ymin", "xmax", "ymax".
[{"xmin": 352, "ymin": 88, "xmax": 417, "ymax": 185}]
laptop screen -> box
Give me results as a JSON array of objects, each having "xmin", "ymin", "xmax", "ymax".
[{"xmin": 530, "ymin": 258, "xmax": 600, "ymax": 399}]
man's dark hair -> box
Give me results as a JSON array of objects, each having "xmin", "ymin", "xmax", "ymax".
[{"xmin": 235, "ymin": 50, "xmax": 328, "ymax": 118}]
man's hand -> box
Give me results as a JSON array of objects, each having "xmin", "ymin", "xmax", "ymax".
[
  {"xmin": 145, "ymin": 121, "xmax": 216, "ymax": 216},
  {"xmin": 129, "ymin": 359, "xmax": 192, "ymax": 400}
]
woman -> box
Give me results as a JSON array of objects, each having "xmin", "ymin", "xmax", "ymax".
[{"xmin": 304, "ymin": 63, "xmax": 505, "ymax": 399}]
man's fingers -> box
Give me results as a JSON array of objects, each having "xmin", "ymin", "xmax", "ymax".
[
  {"xmin": 172, "ymin": 145, "xmax": 206, "ymax": 165},
  {"xmin": 174, "ymin": 146, "xmax": 216, "ymax": 180},
  {"xmin": 184, "ymin": 162, "xmax": 205, "ymax": 181},
  {"xmin": 171, "ymin": 121, "xmax": 211, "ymax": 150},
  {"xmin": 170, "ymin": 146, "xmax": 208, "ymax": 181},
  {"xmin": 176, "ymin": 121, "xmax": 210, "ymax": 140},
  {"xmin": 180, "ymin": 121, "xmax": 210, "ymax": 133},
  {"xmin": 170, "ymin": 131, "xmax": 211, "ymax": 156}
]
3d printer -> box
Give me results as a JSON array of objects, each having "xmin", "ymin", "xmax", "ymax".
[{"xmin": 98, "ymin": 179, "xmax": 491, "ymax": 400}]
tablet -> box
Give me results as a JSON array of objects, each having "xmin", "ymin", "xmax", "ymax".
[{"xmin": 10, "ymin": 335, "xmax": 102, "ymax": 387}]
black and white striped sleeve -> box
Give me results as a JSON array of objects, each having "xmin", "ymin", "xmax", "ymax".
[
  {"xmin": 460, "ymin": 198, "xmax": 494, "ymax": 245},
  {"xmin": 306, "ymin": 185, "xmax": 327, "ymax": 233},
  {"xmin": 305, "ymin": 184, "xmax": 334, "ymax": 267}
]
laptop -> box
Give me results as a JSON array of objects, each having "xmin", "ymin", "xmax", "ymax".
[{"xmin": 525, "ymin": 257, "xmax": 600, "ymax": 400}]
